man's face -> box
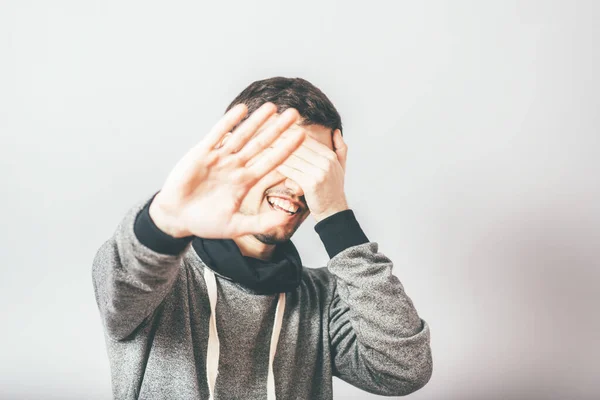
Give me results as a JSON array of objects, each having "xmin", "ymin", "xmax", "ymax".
[{"xmin": 237, "ymin": 118, "xmax": 335, "ymax": 244}]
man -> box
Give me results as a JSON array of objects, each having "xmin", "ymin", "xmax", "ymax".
[{"xmin": 92, "ymin": 77, "xmax": 432, "ymax": 399}]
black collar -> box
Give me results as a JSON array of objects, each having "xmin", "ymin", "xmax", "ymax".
[{"xmin": 192, "ymin": 237, "xmax": 303, "ymax": 295}]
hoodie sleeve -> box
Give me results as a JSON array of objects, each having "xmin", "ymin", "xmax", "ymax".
[
  {"xmin": 91, "ymin": 192, "xmax": 194, "ymax": 341},
  {"xmin": 316, "ymin": 211, "xmax": 433, "ymax": 396}
]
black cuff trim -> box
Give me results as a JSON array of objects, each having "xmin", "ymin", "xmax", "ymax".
[
  {"xmin": 314, "ymin": 209, "xmax": 369, "ymax": 259},
  {"xmin": 133, "ymin": 191, "xmax": 194, "ymax": 255}
]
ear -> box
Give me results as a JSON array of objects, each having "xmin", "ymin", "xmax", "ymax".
[{"xmin": 333, "ymin": 129, "xmax": 347, "ymax": 171}]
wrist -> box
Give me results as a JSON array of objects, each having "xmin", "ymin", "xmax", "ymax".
[
  {"xmin": 149, "ymin": 197, "xmax": 191, "ymax": 238},
  {"xmin": 312, "ymin": 203, "xmax": 349, "ymax": 223},
  {"xmin": 134, "ymin": 193, "xmax": 194, "ymax": 256}
]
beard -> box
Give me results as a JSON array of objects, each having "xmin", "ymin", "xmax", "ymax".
[
  {"xmin": 253, "ymin": 233, "xmax": 287, "ymax": 245},
  {"xmin": 253, "ymin": 222, "xmax": 301, "ymax": 244}
]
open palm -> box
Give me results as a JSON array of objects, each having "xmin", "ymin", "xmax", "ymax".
[{"xmin": 149, "ymin": 103, "xmax": 305, "ymax": 239}]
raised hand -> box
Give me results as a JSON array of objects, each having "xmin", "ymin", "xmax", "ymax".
[
  {"xmin": 148, "ymin": 103, "xmax": 306, "ymax": 239},
  {"xmin": 275, "ymin": 129, "xmax": 349, "ymax": 222}
]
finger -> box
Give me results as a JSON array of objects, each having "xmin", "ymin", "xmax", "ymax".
[
  {"xmin": 281, "ymin": 154, "xmax": 323, "ymax": 177},
  {"xmin": 286, "ymin": 145, "xmax": 330, "ymax": 171},
  {"xmin": 254, "ymin": 168, "xmax": 286, "ymax": 188},
  {"xmin": 244, "ymin": 151, "xmax": 261, "ymax": 168},
  {"xmin": 296, "ymin": 135, "xmax": 334, "ymax": 157},
  {"xmin": 201, "ymin": 103, "xmax": 248, "ymax": 151},
  {"xmin": 242, "ymin": 122, "xmax": 296, "ymax": 168},
  {"xmin": 250, "ymin": 113, "xmax": 279, "ymax": 141},
  {"xmin": 246, "ymin": 128, "xmax": 306, "ymax": 183},
  {"xmin": 220, "ymin": 102, "xmax": 277, "ymax": 154},
  {"xmin": 333, "ymin": 129, "xmax": 347, "ymax": 171},
  {"xmin": 276, "ymin": 163, "xmax": 307, "ymax": 186},
  {"xmin": 272, "ymin": 134, "xmax": 338, "ymax": 169},
  {"xmin": 235, "ymin": 108, "xmax": 300, "ymax": 164},
  {"xmin": 215, "ymin": 132, "xmax": 232, "ymax": 149}
]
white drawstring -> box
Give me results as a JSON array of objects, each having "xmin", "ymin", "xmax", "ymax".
[
  {"xmin": 267, "ymin": 291, "xmax": 285, "ymax": 400},
  {"xmin": 203, "ymin": 268, "xmax": 286, "ymax": 400},
  {"xmin": 203, "ymin": 267, "xmax": 220, "ymax": 400}
]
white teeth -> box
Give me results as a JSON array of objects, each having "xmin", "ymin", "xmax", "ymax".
[{"xmin": 267, "ymin": 197, "xmax": 299, "ymax": 214}]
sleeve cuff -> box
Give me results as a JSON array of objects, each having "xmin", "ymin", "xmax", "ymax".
[
  {"xmin": 314, "ymin": 209, "xmax": 369, "ymax": 259},
  {"xmin": 133, "ymin": 191, "xmax": 194, "ymax": 256}
]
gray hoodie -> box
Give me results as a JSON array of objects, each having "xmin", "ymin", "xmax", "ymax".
[{"xmin": 91, "ymin": 196, "xmax": 433, "ymax": 399}]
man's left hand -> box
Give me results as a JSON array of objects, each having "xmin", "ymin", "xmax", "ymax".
[{"xmin": 276, "ymin": 129, "xmax": 349, "ymax": 222}]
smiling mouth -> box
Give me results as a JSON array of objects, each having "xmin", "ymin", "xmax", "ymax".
[{"xmin": 266, "ymin": 196, "xmax": 300, "ymax": 216}]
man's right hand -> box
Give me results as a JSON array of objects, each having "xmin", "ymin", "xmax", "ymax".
[{"xmin": 148, "ymin": 103, "xmax": 305, "ymax": 239}]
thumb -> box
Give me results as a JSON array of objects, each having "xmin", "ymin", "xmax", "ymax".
[{"xmin": 333, "ymin": 129, "xmax": 347, "ymax": 171}]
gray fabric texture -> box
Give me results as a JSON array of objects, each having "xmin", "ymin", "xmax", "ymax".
[{"xmin": 91, "ymin": 196, "xmax": 433, "ymax": 399}]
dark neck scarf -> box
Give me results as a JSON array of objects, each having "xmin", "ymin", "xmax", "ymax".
[{"xmin": 192, "ymin": 237, "xmax": 303, "ymax": 295}]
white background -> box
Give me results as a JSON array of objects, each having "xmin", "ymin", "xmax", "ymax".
[{"xmin": 1, "ymin": 1, "xmax": 599, "ymax": 399}]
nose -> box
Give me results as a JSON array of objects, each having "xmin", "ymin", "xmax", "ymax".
[{"xmin": 284, "ymin": 178, "xmax": 304, "ymax": 197}]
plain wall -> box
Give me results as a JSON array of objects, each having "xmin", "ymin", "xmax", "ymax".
[{"xmin": 1, "ymin": 1, "xmax": 598, "ymax": 399}]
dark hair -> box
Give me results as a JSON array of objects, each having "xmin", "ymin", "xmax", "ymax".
[{"xmin": 226, "ymin": 77, "xmax": 343, "ymax": 135}]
